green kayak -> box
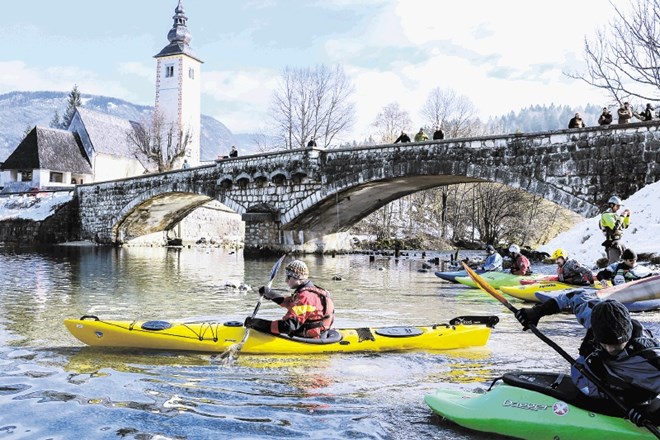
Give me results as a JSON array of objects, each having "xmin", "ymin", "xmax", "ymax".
[
  {"xmin": 425, "ymin": 371, "xmax": 658, "ymax": 440},
  {"xmin": 454, "ymin": 271, "xmax": 548, "ymax": 289}
]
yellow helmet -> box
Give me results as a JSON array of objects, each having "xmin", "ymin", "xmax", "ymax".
[{"xmin": 552, "ymin": 248, "xmax": 567, "ymax": 260}]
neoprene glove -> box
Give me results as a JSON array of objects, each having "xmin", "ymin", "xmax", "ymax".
[
  {"xmin": 258, "ymin": 286, "xmax": 283, "ymax": 300},
  {"xmin": 243, "ymin": 317, "xmax": 272, "ymax": 333},
  {"xmin": 515, "ymin": 299, "xmax": 560, "ymax": 331},
  {"xmin": 628, "ymin": 408, "xmax": 646, "ymax": 427}
]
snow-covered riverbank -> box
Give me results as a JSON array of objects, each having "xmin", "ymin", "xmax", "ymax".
[{"xmin": 539, "ymin": 180, "xmax": 660, "ymax": 266}]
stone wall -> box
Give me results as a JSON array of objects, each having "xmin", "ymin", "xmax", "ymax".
[{"xmin": 74, "ymin": 121, "xmax": 660, "ymax": 253}]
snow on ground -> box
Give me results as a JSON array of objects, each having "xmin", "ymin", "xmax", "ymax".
[
  {"xmin": 538, "ymin": 180, "xmax": 660, "ymax": 266},
  {"xmin": 0, "ymin": 191, "xmax": 73, "ymax": 221}
]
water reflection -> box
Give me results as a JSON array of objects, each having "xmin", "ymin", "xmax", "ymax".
[{"xmin": 0, "ymin": 246, "xmax": 657, "ymax": 439}]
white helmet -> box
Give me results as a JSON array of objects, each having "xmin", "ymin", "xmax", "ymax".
[
  {"xmin": 509, "ymin": 244, "xmax": 520, "ymax": 254},
  {"xmin": 608, "ymin": 196, "xmax": 622, "ymax": 205}
]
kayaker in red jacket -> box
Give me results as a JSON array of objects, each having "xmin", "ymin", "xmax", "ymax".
[
  {"xmin": 244, "ymin": 260, "xmax": 335, "ymax": 338},
  {"xmin": 508, "ymin": 244, "xmax": 531, "ymax": 276}
]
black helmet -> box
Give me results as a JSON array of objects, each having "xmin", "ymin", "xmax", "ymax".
[
  {"xmin": 591, "ymin": 300, "xmax": 632, "ymax": 344},
  {"xmin": 621, "ymin": 249, "xmax": 637, "ymax": 260}
]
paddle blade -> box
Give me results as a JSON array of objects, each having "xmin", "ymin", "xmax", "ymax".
[
  {"xmin": 268, "ymin": 254, "xmax": 287, "ymax": 287},
  {"xmin": 462, "ymin": 263, "xmax": 517, "ymax": 313}
]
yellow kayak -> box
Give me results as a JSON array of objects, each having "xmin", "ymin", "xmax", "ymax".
[
  {"xmin": 64, "ymin": 315, "xmax": 498, "ymax": 355},
  {"xmin": 499, "ymin": 282, "xmax": 592, "ymax": 302}
]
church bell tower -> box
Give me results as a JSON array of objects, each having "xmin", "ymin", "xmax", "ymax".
[{"xmin": 154, "ymin": 0, "xmax": 203, "ymax": 166}]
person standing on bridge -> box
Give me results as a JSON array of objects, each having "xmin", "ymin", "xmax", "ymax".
[
  {"xmin": 617, "ymin": 102, "xmax": 634, "ymax": 124},
  {"xmin": 433, "ymin": 126, "xmax": 445, "ymax": 140},
  {"xmin": 181, "ymin": 159, "xmax": 190, "ymax": 169},
  {"xmin": 229, "ymin": 146, "xmax": 238, "ymax": 158},
  {"xmin": 598, "ymin": 107, "xmax": 613, "ymax": 125},
  {"xmin": 599, "ymin": 195, "xmax": 630, "ymax": 264},
  {"xmin": 414, "ymin": 128, "xmax": 429, "ymax": 142},
  {"xmin": 393, "ymin": 131, "xmax": 411, "ymax": 143},
  {"xmin": 568, "ymin": 113, "xmax": 585, "ymax": 128},
  {"xmin": 244, "ymin": 260, "xmax": 335, "ymax": 339}
]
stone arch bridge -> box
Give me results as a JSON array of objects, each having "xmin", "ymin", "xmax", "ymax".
[{"xmin": 76, "ymin": 122, "xmax": 660, "ymax": 254}]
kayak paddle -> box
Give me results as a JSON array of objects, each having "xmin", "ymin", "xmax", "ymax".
[
  {"xmin": 220, "ymin": 254, "xmax": 287, "ymax": 361},
  {"xmin": 462, "ymin": 262, "xmax": 660, "ymax": 438}
]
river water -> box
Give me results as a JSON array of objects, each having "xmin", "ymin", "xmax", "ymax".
[{"xmin": 0, "ymin": 245, "xmax": 658, "ymax": 440}]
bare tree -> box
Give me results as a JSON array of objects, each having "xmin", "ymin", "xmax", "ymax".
[
  {"xmin": 371, "ymin": 102, "xmax": 412, "ymax": 143},
  {"xmin": 270, "ymin": 64, "xmax": 356, "ymax": 149},
  {"xmin": 126, "ymin": 110, "xmax": 192, "ymax": 172},
  {"xmin": 567, "ymin": 0, "xmax": 660, "ymax": 104},
  {"xmin": 421, "ymin": 87, "xmax": 482, "ymax": 138}
]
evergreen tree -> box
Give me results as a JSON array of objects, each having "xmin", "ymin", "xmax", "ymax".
[
  {"xmin": 49, "ymin": 110, "xmax": 62, "ymax": 129},
  {"xmin": 61, "ymin": 85, "xmax": 82, "ymax": 129}
]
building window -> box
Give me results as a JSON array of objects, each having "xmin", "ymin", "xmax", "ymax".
[
  {"xmin": 165, "ymin": 65, "xmax": 174, "ymax": 77},
  {"xmin": 189, "ymin": 67, "xmax": 194, "ymax": 79},
  {"xmin": 71, "ymin": 178, "xmax": 77, "ymax": 184},
  {"xmin": 20, "ymin": 170, "xmax": 32, "ymax": 182},
  {"xmin": 49, "ymin": 172, "xmax": 63, "ymax": 183}
]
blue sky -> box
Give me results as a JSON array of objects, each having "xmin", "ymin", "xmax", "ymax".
[{"xmin": 2, "ymin": 0, "xmax": 621, "ymax": 141}]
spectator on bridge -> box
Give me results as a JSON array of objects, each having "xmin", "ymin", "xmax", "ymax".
[
  {"xmin": 599, "ymin": 195, "xmax": 630, "ymax": 264},
  {"xmin": 393, "ymin": 131, "xmax": 411, "ymax": 143},
  {"xmin": 617, "ymin": 102, "xmax": 633, "ymax": 124},
  {"xmin": 244, "ymin": 260, "xmax": 335, "ymax": 339},
  {"xmin": 307, "ymin": 138, "xmax": 317, "ymax": 147},
  {"xmin": 637, "ymin": 103, "xmax": 655, "ymax": 121},
  {"xmin": 598, "ymin": 107, "xmax": 613, "ymax": 125},
  {"xmin": 229, "ymin": 146, "xmax": 238, "ymax": 158},
  {"xmin": 414, "ymin": 128, "xmax": 429, "ymax": 142},
  {"xmin": 432, "ymin": 126, "xmax": 445, "ymax": 140},
  {"xmin": 568, "ymin": 113, "xmax": 585, "ymax": 129},
  {"xmin": 181, "ymin": 159, "xmax": 190, "ymax": 169}
]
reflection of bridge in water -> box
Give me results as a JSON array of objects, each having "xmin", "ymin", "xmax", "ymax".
[{"xmin": 76, "ymin": 122, "xmax": 660, "ymax": 254}]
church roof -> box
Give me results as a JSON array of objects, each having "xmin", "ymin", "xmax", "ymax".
[
  {"xmin": 0, "ymin": 127, "xmax": 93, "ymax": 174},
  {"xmin": 75, "ymin": 107, "xmax": 145, "ymax": 159}
]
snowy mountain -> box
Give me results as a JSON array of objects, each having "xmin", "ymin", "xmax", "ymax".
[{"xmin": 0, "ymin": 91, "xmax": 235, "ymax": 162}]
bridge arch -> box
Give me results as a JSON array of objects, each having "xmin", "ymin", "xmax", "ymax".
[{"xmin": 282, "ymin": 162, "xmax": 593, "ymax": 234}]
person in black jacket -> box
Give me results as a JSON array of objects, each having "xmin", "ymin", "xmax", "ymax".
[
  {"xmin": 432, "ymin": 126, "xmax": 445, "ymax": 140},
  {"xmin": 598, "ymin": 107, "xmax": 613, "ymax": 125},
  {"xmin": 638, "ymin": 103, "xmax": 654, "ymax": 121},
  {"xmin": 568, "ymin": 112, "xmax": 585, "ymax": 128},
  {"xmin": 393, "ymin": 131, "xmax": 411, "ymax": 143}
]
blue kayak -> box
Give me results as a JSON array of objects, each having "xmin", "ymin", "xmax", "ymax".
[{"xmin": 435, "ymin": 269, "xmax": 486, "ymax": 283}]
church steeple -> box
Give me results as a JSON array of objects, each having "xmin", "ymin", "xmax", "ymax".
[
  {"xmin": 153, "ymin": 1, "xmax": 203, "ymax": 166},
  {"xmin": 154, "ymin": 1, "xmax": 202, "ymax": 62}
]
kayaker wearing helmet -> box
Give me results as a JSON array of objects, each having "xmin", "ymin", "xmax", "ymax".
[
  {"xmin": 244, "ymin": 260, "xmax": 335, "ymax": 338},
  {"xmin": 508, "ymin": 244, "xmax": 531, "ymax": 276},
  {"xmin": 552, "ymin": 248, "xmax": 595, "ymax": 287},
  {"xmin": 516, "ymin": 293, "xmax": 660, "ymax": 426},
  {"xmin": 482, "ymin": 245, "xmax": 503, "ymax": 271},
  {"xmin": 595, "ymin": 249, "xmax": 652, "ymax": 287},
  {"xmin": 599, "ymin": 195, "xmax": 631, "ymax": 264}
]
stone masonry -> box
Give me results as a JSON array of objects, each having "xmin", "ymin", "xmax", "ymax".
[{"xmin": 76, "ymin": 121, "xmax": 660, "ymax": 254}]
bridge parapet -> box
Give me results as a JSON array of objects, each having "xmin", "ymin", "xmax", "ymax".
[{"xmin": 75, "ymin": 122, "xmax": 660, "ymax": 252}]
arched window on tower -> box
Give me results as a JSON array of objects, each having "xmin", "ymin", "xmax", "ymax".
[
  {"xmin": 188, "ymin": 67, "xmax": 194, "ymax": 79},
  {"xmin": 165, "ymin": 65, "xmax": 174, "ymax": 78}
]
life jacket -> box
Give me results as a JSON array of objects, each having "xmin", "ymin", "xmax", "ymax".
[
  {"xmin": 582, "ymin": 321, "xmax": 660, "ymax": 405},
  {"xmin": 293, "ymin": 284, "xmax": 335, "ymax": 337},
  {"xmin": 600, "ymin": 210, "xmax": 625, "ymax": 241}
]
